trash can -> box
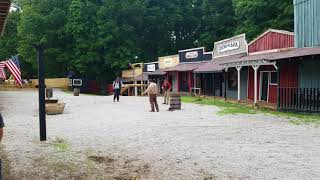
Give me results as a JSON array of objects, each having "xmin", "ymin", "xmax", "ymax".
[
  {"xmin": 46, "ymin": 88, "xmax": 53, "ymax": 99},
  {"xmin": 74, "ymin": 88, "xmax": 80, "ymax": 96}
]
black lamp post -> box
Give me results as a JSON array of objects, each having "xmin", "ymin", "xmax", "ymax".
[{"xmin": 34, "ymin": 44, "xmax": 46, "ymax": 141}]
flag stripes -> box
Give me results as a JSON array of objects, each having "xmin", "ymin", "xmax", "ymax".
[{"xmin": 0, "ymin": 55, "xmax": 22, "ymax": 87}]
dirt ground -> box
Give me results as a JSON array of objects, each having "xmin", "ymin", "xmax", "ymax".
[{"xmin": 0, "ymin": 89, "xmax": 319, "ymax": 180}]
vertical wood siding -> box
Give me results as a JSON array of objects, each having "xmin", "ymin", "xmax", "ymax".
[
  {"xmin": 249, "ymin": 32, "xmax": 294, "ymax": 53},
  {"xmin": 294, "ymin": 0, "xmax": 320, "ymax": 48}
]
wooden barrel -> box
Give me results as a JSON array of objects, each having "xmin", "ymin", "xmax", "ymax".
[
  {"xmin": 46, "ymin": 103, "xmax": 65, "ymax": 115},
  {"xmin": 74, "ymin": 88, "xmax": 80, "ymax": 96},
  {"xmin": 46, "ymin": 88, "xmax": 53, "ymax": 99},
  {"xmin": 170, "ymin": 92, "xmax": 181, "ymax": 110}
]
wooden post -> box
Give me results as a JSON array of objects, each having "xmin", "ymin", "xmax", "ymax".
[
  {"xmin": 252, "ymin": 65, "xmax": 260, "ymax": 106},
  {"xmin": 224, "ymin": 70, "xmax": 227, "ymax": 100},
  {"xmin": 34, "ymin": 44, "xmax": 46, "ymax": 141},
  {"xmin": 188, "ymin": 71, "xmax": 192, "ymax": 93},
  {"xmin": 213, "ymin": 73, "xmax": 216, "ymax": 97},
  {"xmin": 236, "ymin": 66, "xmax": 242, "ymax": 102},
  {"xmin": 193, "ymin": 73, "xmax": 197, "ymax": 95},
  {"xmin": 134, "ymin": 80, "xmax": 138, "ymax": 96},
  {"xmin": 277, "ymin": 63, "xmax": 281, "ymax": 110},
  {"xmin": 176, "ymin": 71, "xmax": 180, "ymax": 92}
]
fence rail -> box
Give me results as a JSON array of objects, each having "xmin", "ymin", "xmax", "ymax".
[{"xmin": 279, "ymin": 87, "xmax": 320, "ymax": 112}]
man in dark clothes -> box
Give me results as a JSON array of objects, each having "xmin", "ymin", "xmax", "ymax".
[
  {"xmin": 113, "ymin": 77, "xmax": 123, "ymax": 102},
  {"xmin": 0, "ymin": 113, "xmax": 4, "ymax": 142}
]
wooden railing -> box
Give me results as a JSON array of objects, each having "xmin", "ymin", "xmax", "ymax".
[{"xmin": 279, "ymin": 87, "xmax": 320, "ymax": 112}]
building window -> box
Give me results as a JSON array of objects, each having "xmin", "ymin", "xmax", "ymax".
[
  {"xmin": 228, "ymin": 69, "xmax": 238, "ymax": 90},
  {"xmin": 270, "ymin": 72, "xmax": 278, "ymax": 85}
]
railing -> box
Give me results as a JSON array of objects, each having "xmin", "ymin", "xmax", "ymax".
[{"xmin": 279, "ymin": 87, "xmax": 320, "ymax": 112}]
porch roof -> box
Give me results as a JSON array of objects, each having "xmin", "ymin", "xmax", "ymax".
[
  {"xmin": 163, "ymin": 62, "xmax": 206, "ymax": 72},
  {"xmin": 148, "ymin": 69, "xmax": 166, "ymax": 76},
  {"xmin": 134, "ymin": 72, "xmax": 150, "ymax": 81},
  {"xmin": 194, "ymin": 54, "xmax": 245, "ymax": 73},
  {"xmin": 0, "ymin": 0, "xmax": 11, "ymax": 36},
  {"xmin": 220, "ymin": 47, "xmax": 320, "ymax": 68}
]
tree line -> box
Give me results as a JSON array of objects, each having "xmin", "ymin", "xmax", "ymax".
[{"xmin": 0, "ymin": 0, "xmax": 293, "ymax": 82}]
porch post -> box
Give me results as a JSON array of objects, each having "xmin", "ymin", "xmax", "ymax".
[
  {"xmin": 277, "ymin": 63, "xmax": 281, "ymax": 110},
  {"xmin": 213, "ymin": 73, "xmax": 216, "ymax": 97},
  {"xmin": 193, "ymin": 73, "xmax": 196, "ymax": 95},
  {"xmin": 188, "ymin": 71, "xmax": 192, "ymax": 93},
  {"xmin": 252, "ymin": 65, "xmax": 260, "ymax": 106},
  {"xmin": 134, "ymin": 80, "xmax": 138, "ymax": 96},
  {"xmin": 176, "ymin": 71, "xmax": 180, "ymax": 92},
  {"xmin": 236, "ymin": 66, "xmax": 242, "ymax": 102},
  {"xmin": 224, "ymin": 69, "xmax": 228, "ymax": 99}
]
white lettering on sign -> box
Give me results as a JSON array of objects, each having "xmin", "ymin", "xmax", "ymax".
[
  {"xmin": 164, "ymin": 58, "xmax": 173, "ymax": 67},
  {"xmin": 185, "ymin": 51, "xmax": 199, "ymax": 59},
  {"xmin": 147, "ymin": 64, "xmax": 156, "ymax": 72},
  {"xmin": 218, "ymin": 41, "xmax": 240, "ymax": 53}
]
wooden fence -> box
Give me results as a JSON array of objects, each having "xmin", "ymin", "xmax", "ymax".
[{"xmin": 278, "ymin": 87, "xmax": 320, "ymax": 112}]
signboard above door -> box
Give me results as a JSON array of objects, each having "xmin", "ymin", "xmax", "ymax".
[
  {"xmin": 178, "ymin": 47, "xmax": 206, "ymax": 63},
  {"xmin": 147, "ymin": 64, "xmax": 156, "ymax": 72},
  {"xmin": 214, "ymin": 34, "xmax": 248, "ymax": 58}
]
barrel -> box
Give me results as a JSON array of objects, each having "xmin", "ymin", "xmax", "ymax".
[
  {"xmin": 74, "ymin": 88, "xmax": 80, "ymax": 96},
  {"xmin": 46, "ymin": 88, "xmax": 53, "ymax": 99},
  {"xmin": 169, "ymin": 92, "xmax": 181, "ymax": 110}
]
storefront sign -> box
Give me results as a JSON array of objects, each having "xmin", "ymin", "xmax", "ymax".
[
  {"xmin": 185, "ymin": 51, "xmax": 199, "ymax": 59},
  {"xmin": 218, "ymin": 41, "xmax": 240, "ymax": 53},
  {"xmin": 147, "ymin": 64, "xmax": 156, "ymax": 72},
  {"xmin": 164, "ymin": 58, "xmax": 173, "ymax": 67},
  {"xmin": 214, "ymin": 34, "xmax": 248, "ymax": 58}
]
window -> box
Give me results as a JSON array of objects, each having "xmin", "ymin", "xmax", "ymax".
[{"xmin": 270, "ymin": 72, "xmax": 278, "ymax": 85}]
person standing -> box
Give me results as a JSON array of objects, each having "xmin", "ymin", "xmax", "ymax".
[
  {"xmin": 161, "ymin": 79, "xmax": 172, "ymax": 105},
  {"xmin": 113, "ymin": 77, "xmax": 123, "ymax": 102},
  {"xmin": 0, "ymin": 113, "xmax": 4, "ymax": 142},
  {"xmin": 142, "ymin": 80, "xmax": 159, "ymax": 112}
]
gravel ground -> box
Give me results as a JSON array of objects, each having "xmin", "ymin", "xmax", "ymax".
[{"xmin": 0, "ymin": 89, "xmax": 320, "ymax": 180}]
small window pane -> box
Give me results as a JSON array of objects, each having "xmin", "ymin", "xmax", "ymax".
[{"xmin": 270, "ymin": 72, "xmax": 277, "ymax": 84}]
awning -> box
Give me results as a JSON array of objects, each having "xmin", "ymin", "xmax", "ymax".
[
  {"xmin": 0, "ymin": 0, "xmax": 11, "ymax": 35},
  {"xmin": 148, "ymin": 69, "xmax": 166, "ymax": 76},
  {"xmin": 163, "ymin": 62, "xmax": 206, "ymax": 72},
  {"xmin": 220, "ymin": 47, "xmax": 320, "ymax": 68},
  {"xmin": 194, "ymin": 54, "xmax": 245, "ymax": 73},
  {"xmin": 134, "ymin": 72, "xmax": 150, "ymax": 81}
]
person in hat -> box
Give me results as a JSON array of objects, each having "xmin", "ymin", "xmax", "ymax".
[
  {"xmin": 113, "ymin": 77, "xmax": 123, "ymax": 102},
  {"xmin": 161, "ymin": 79, "xmax": 172, "ymax": 105},
  {"xmin": 0, "ymin": 113, "xmax": 4, "ymax": 142},
  {"xmin": 142, "ymin": 79, "xmax": 159, "ymax": 112}
]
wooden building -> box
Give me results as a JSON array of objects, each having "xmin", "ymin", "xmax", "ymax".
[
  {"xmin": 148, "ymin": 55, "xmax": 179, "ymax": 93},
  {"xmin": 0, "ymin": 0, "xmax": 11, "ymax": 36},
  {"xmin": 164, "ymin": 47, "xmax": 212, "ymax": 93},
  {"xmin": 194, "ymin": 34, "xmax": 248, "ymax": 99}
]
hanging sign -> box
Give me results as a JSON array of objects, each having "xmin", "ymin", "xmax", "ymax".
[{"xmin": 185, "ymin": 51, "xmax": 199, "ymax": 59}]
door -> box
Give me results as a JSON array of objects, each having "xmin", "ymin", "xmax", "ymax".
[{"xmin": 261, "ymin": 72, "xmax": 269, "ymax": 101}]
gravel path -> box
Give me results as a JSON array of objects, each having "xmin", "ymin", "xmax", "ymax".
[{"xmin": 0, "ymin": 89, "xmax": 319, "ymax": 180}]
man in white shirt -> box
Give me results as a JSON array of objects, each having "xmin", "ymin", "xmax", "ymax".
[{"xmin": 113, "ymin": 77, "xmax": 123, "ymax": 102}]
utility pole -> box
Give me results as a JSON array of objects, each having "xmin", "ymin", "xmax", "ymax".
[{"xmin": 34, "ymin": 44, "xmax": 46, "ymax": 141}]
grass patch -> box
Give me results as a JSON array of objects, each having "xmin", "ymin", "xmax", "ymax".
[
  {"xmin": 182, "ymin": 96, "xmax": 320, "ymax": 126},
  {"xmin": 52, "ymin": 138, "xmax": 70, "ymax": 152},
  {"xmin": 181, "ymin": 96, "xmax": 256, "ymax": 115},
  {"xmin": 261, "ymin": 109, "xmax": 320, "ymax": 125}
]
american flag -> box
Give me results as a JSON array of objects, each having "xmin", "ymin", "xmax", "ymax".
[
  {"xmin": 5, "ymin": 56, "xmax": 22, "ymax": 87},
  {"xmin": 0, "ymin": 61, "xmax": 6, "ymax": 80}
]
